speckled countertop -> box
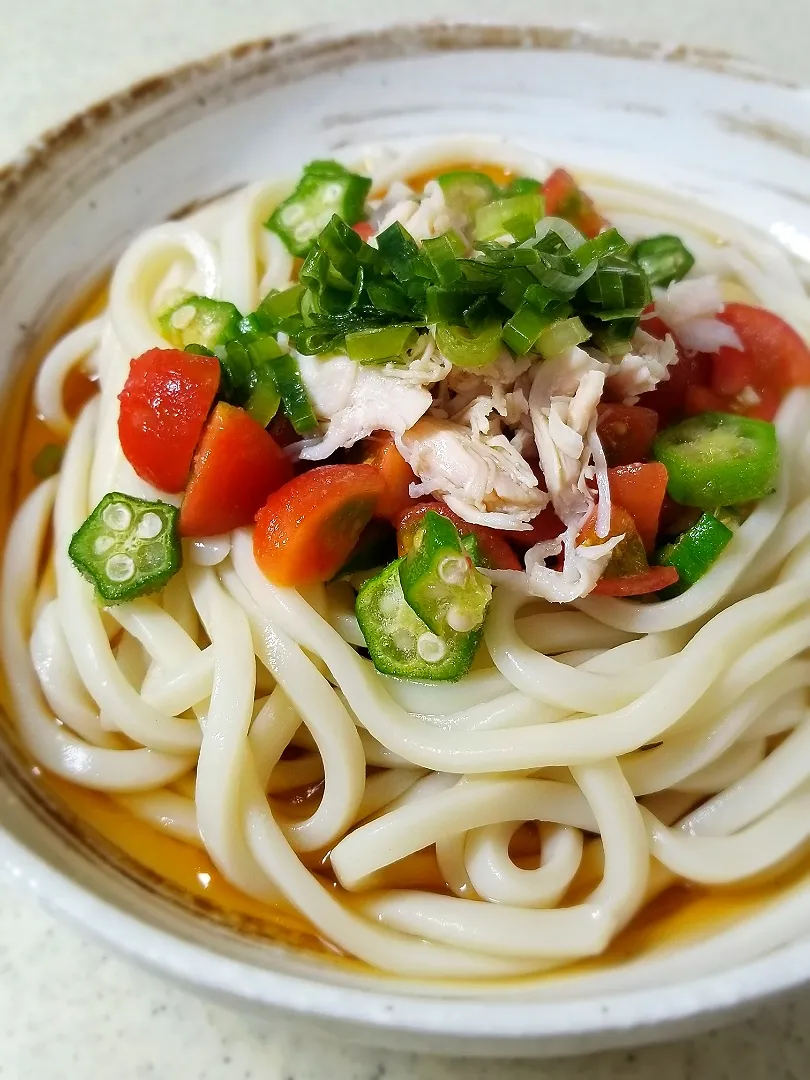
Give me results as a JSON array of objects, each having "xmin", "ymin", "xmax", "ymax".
[{"xmin": 2, "ymin": 2, "xmax": 810, "ymax": 1077}]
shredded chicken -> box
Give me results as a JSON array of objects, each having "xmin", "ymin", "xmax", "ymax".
[
  {"xmin": 653, "ymin": 275, "xmax": 742, "ymax": 353},
  {"xmin": 528, "ymin": 348, "xmax": 608, "ymax": 531},
  {"xmin": 605, "ymin": 329, "xmax": 679, "ymax": 404},
  {"xmin": 432, "ymin": 353, "xmax": 534, "ymax": 439},
  {"xmin": 523, "ymin": 527, "xmax": 624, "ymax": 604},
  {"xmin": 398, "ymin": 417, "xmax": 548, "ymax": 531},
  {"xmin": 297, "ymin": 354, "xmax": 433, "ymax": 461},
  {"xmin": 375, "ymin": 180, "xmax": 457, "ymax": 244}
]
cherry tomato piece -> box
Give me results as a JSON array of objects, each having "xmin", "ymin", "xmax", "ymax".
[
  {"xmin": 118, "ymin": 348, "xmax": 220, "ymax": 492},
  {"xmin": 180, "ymin": 403, "xmax": 292, "ymax": 536},
  {"xmin": 254, "ymin": 465, "xmax": 383, "ymax": 586}
]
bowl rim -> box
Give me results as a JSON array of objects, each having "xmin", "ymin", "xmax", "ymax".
[{"xmin": 2, "ymin": 18, "xmax": 810, "ymax": 1044}]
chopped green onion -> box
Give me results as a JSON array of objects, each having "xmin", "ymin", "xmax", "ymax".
[
  {"xmin": 247, "ymin": 334, "xmax": 285, "ymax": 366},
  {"xmin": 316, "ymin": 214, "xmax": 367, "ymax": 281},
  {"xmin": 255, "ymin": 284, "xmax": 305, "ymax": 326},
  {"xmin": 270, "ymin": 353, "xmax": 319, "ymax": 434},
  {"xmin": 524, "ymin": 282, "xmax": 562, "ymax": 313},
  {"xmin": 220, "ymin": 339, "xmax": 253, "ymax": 400},
  {"xmin": 502, "ymin": 302, "xmax": 553, "ymax": 355},
  {"xmin": 582, "ymin": 255, "xmax": 651, "ymax": 313},
  {"xmin": 244, "ymin": 366, "xmax": 281, "ymax": 428},
  {"xmin": 474, "ymin": 193, "xmax": 544, "ymax": 242},
  {"xmin": 422, "ymin": 231, "xmax": 465, "ymax": 285},
  {"xmin": 463, "ymin": 295, "xmax": 502, "ymax": 333},
  {"xmin": 345, "ymin": 324, "xmax": 418, "ymax": 364},
  {"xmin": 632, "ymin": 235, "xmax": 696, "ymax": 287},
  {"xmin": 498, "ymin": 267, "xmax": 536, "ymax": 313},
  {"xmin": 591, "ymin": 318, "xmax": 639, "ymax": 356},
  {"xmin": 425, "ymin": 285, "xmax": 488, "ymax": 325},
  {"xmin": 569, "ymin": 228, "xmax": 629, "ymax": 271},
  {"xmin": 528, "ymin": 254, "xmax": 596, "ymax": 297},
  {"xmin": 535, "ymin": 316, "xmax": 590, "ymax": 359},
  {"xmin": 436, "ymin": 321, "xmax": 503, "ymax": 369},
  {"xmin": 375, "ymin": 222, "xmax": 427, "ymax": 282},
  {"xmin": 237, "ymin": 313, "xmax": 267, "ymax": 342},
  {"xmin": 365, "ymin": 279, "xmax": 416, "ymax": 318}
]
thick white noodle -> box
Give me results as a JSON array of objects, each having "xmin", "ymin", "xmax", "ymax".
[{"xmin": 4, "ymin": 139, "xmax": 810, "ymax": 989}]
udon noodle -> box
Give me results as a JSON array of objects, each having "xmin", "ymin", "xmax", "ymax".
[{"xmin": 5, "ymin": 138, "xmax": 810, "ymax": 989}]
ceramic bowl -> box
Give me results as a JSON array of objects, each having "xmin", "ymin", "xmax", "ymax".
[{"xmin": 2, "ymin": 22, "xmax": 810, "ymax": 1059}]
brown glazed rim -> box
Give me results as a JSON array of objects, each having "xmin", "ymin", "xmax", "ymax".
[
  {"xmin": 1, "ymin": 19, "xmax": 809, "ymax": 1044},
  {"xmin": 0, "ymin": 19, "xmax": 793, "ymax": 205}
]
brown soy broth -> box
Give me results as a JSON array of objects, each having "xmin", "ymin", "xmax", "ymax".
[{"xmin": 3, "ymin": 232, "xmax": 810, "ymax": 984}]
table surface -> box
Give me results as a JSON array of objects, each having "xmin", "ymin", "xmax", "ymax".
[{"xmin": 2, "ymin": 2, "xmax": 810, "ymax": 1077}]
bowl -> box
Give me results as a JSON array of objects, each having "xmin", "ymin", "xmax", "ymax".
[{"xmin": 2, "ymin": 21, "xmax": 810, "ymax": 1059}]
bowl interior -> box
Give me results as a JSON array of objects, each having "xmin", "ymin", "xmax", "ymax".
[{"xmin": 3, "ymin": 23, "xmax": 810, "ymax": 1056}]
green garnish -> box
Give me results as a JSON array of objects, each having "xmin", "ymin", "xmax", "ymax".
[
  {"xmin": 653, "ymin": 412, "xmax": 780, "ymax": 509},
  {"xmin": 632, "ymin": 235, "xmax": 695, "ymax": 288},
  {"xmin": 266, "ymin": 160, "xmax": 372, "ymax": 257},
  {"xmin": 68, "ymin": 492, "xmax": 181, "ymax": 604}
]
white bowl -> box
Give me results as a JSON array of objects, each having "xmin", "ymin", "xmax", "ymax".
[{"xmin": 2, "ymin": 22, "xmax": 810, "ymax": 1059}]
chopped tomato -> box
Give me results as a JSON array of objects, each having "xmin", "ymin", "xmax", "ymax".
[
  {"xmin": 636, "ymin": 308, "xmax": 713, "ymax": 425},
  {"xmin": 592, "ymin": 565, "xmax": 679, "ymax": 596},
  {"xmin": 607, "ymin": 462, "xmax": 668, "ymax": 552},
  {"xmin": 254, "ymin": 465, "xmax": 383, "ymax": 586},
  {"xmin": 596, "ymin": 404, "xmax": 658, "ymax": 467},
  {"xmin": 396, "ymin": 500, "xmax": 522, "ymax": 571},
  {"xmin": 268, "ymin": 413, "xmax": 301, "ymax": 450},
  {"xmin": 580, "ymin": 502, "xmax": 678, "ymax": 594},
  {"xmin": 709, "ymin": 303, "xmax": 810, "ymax": 420},
  {"xmin": 638, "ymin": 347, "xmax": 712, "ymax": 426},
  {"xmin": 118, "ymin": 348, "xmax": 220, "ymax": 492},
  {"xmin": 509, "ymin": 506, "xmax": 564, "ymax": 549},
  {"xmin": 639, "ymin": 311, "xmax": 670, "ymax": 339},
  {"xmin": 352, "ymin": 221, "xmax": 375, "ymax": 242},
  {"xmin": 358, "ymin": 433, "xmax": 417, "ymax": 523},
  {"xmin": 543, "ymin": 168, "xmax": 607, "ymax": 238},
  {"xmin": 684, "ymin": 383, "xmax": 730, "ymax": 417},
  {"xmin": 580, "ymin": 504, "xmax": 653, "ymax": 587},
  {"xmin": 179, "ymin": 403, "xmax": 292, "ymax": 536}
]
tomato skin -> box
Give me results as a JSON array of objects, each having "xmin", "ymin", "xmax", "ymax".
[
  {"xmin": 592, "ymin": 565, "xmax": 678, "ymax": 596},
  {"xmin": 267, "ymin": 413, "xmax": 301, "ymax": 450},
  {"xmin": 596, "ymin": 404, "xmax": 658, "ymax": 467},
  {"xmin": 543, "ymin": 168, "xmax": 607, "ymax": 238},
  {"xmin": 709, "ymin": 303, "xmax": 810, "ymax": 420},
  {"xmin": 396, "ymin": 500, "xmax": 522, "ymax": 571},
  {"xmin": 118, "ymin": 348, "xmax": 220, "ymax": 492},
  {"xmin": 352, "ymin": 221, "xmax": 375, "ymax": 242},
  {"xmin": 607, "ymin": 462, "xmax": 668, "ymax": 552},
  {"xmin": 358, "ymin": 433, "xmax": 417, "ymax": 524},
  {"xmin": 509, "ymin": 506, "xmax": 564, "ymax": 549},
  {"xmin": 180, "ymin": 403, "xmax": 292, "ymax": 537},
  {"xmin": 254, "ymin": 465, "xmax": 383, "ymax": 586}
]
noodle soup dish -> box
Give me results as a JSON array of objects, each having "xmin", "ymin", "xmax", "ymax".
[{"xmin": 5, "ymin": 132, "xmax": 810, "ymax": 1000}]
